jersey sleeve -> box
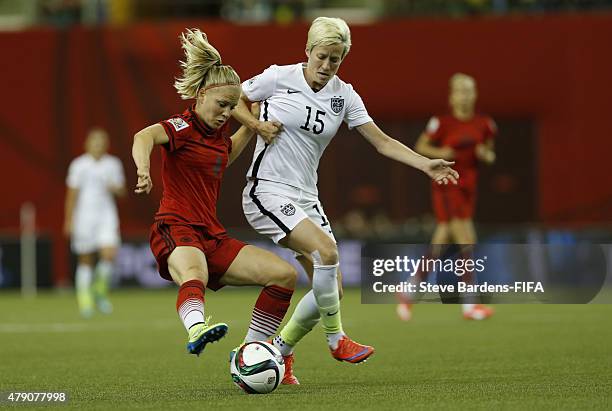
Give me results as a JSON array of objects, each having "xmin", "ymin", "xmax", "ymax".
[
  {"xmin": 344, "ymin": 85, "xmax": 373, "ymax": 129},
  {"xmin": 241, "ymin": 65, "xmax": 279, "ymax": 102},
  {"xmin": 158, "ymin": 116, "xmax": 191, "ymax": 152},
  {"xmin": 424, "ymin": 116, "xmax": 444, "ymax": 143},
  {"xmin": 66, "ymin": 159, "xmax": 82, "ymax": 189}
]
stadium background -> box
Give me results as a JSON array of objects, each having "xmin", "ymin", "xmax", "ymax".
[
  {"xmin": 0, "ymin": 2, "xmax": 611, "ymax": 409},
  {"xmin": 1, "ymin": 1, "xmax": 611, "ymax": 289}
]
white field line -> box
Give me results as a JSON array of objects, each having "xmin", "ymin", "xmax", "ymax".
[
  {"xmin": 0, "ymin": 318, "xmax": 250, "ymax": 334},
  {"xmin": 0, "ymin": 320, "xmax": 176, "ymax": 333}
]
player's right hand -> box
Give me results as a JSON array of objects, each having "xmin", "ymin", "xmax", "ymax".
[
  {"xmin": 424, "ymin": 159, "xmax": 459, "ymax": 185},
  {"xmin": 475, "ymin": 144, "xmax": 496, "ymax": 164},
  {"xmin": 255, "ymin": 121, "xmax": 283, "ymax": 144},
  {"xmin": 135, "ymin": 170, "xmax": 152, "ymax": 194}
]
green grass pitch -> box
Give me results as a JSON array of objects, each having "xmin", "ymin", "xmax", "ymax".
[{"xmin": 0, "ymin": 288, "xmax": 611, "ymax": 410}]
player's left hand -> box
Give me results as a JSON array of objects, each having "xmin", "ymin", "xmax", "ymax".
[
  {"xmin": 424, "ymin": 159, "xmax": 459, "ymax": 185},
  {"xmin": 475, "ymin": 144, "xmax": 496, "ymax": 164},
  {"xmin": 135, "ymin": 170, "xmax": 153, "ymax": 194}
]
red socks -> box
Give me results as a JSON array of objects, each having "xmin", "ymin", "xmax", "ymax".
[
  {"xmin": 246, "ymin": 285, "xmax": 294, "ymax": 342},
  {"xmin": 176, "ymin": 280, "xmax": 205, "ymax": 331}
]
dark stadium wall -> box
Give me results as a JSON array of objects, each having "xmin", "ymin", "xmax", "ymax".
[{"xmin": 0, "ymin": 14, "xmax": 610, "ymax": 284}]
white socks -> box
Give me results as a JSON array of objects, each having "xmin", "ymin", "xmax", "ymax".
[
  {"xmin": 95, "ymin": 260, "xmax": 113, "ymax": 283},
  {"xmin": 76, "ymin": 264, "xmax": 94, "ymax": 315},
  {"xmin": 312, "ymin": 262, "xmax": 342, "ymax": 331},
  {"xmin": 76, "ymin": 264, "xmax": 93, "ymax": 292},
  {"xmin": 312, "ymin": 256, "xmax": 344, "ymax": 349}
]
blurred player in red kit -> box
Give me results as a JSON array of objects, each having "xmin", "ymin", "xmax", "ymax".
[
  {"xmin": 397, "ymin": 73, "xmax": 496, "ymax": 321},
  {"xmin": 132, "ymin": 29, "xmax": 297, "ymax": 356}
]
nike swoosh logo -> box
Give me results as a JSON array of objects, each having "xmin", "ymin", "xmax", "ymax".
[
  {"xmin": 287, "ymin": 89, "xmax": 301, "ymax": 94},
  {"xmin": 327, "ymin": 310, "xmax": 338, "ymax": 316}
]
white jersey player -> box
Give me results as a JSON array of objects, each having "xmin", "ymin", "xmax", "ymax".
[
  {"xmin": 243, "ymin": 62, "xmax": 372, "ymax": 197},
  {"xmin": 241, "ymin": 62, "xmax": 371, "ymax": 243},
  {"xmin": 233, "ymin": 17, "xmax": 459, "ymax": 385},
  {"xmin": 64, "ymin": 128, "xmax": 125, "ymax": 317}
]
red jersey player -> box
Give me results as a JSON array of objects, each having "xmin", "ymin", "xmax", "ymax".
[
  {"xmin": 397, "ymin": 73, "xmax": 496, "ymax": 321},
  {"xmin": 132, "ymin": 29, "xmax": 297, "ymax": 357}
]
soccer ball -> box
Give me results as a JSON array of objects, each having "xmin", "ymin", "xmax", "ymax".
[{"xmin": 230, "ymin": 341, "xmax": 285, "ymax": 394}]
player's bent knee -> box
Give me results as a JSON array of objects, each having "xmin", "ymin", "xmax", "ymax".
[
  {"xmin": 180, "ymin": 265, "xmax": 207, "ymax": 283},
  {"xmin": 266, "ymin": 263, "xmax": 298, "ymax": 288},
  {"xmin": 100, "ymin": 249, "xmax": 117, "ymax": 261},
  {"xmin": 78, "ymin": 253, "xmax": 95, "ymax": 266},
  {"xmin": 432, "ymin": 223, "xmax": 450, "ymax": 245},
  {"xmin": 312, "ymin": 243, "xmax": 339, "ymax": 266}
]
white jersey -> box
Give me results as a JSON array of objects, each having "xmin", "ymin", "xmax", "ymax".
[
  {"xmin": 66, "ymin": 153, "xmax": 125, "ymax": 225},
  {"xmin": 242, "ymin": 63, "xmax": 372, "ymax": 195}
]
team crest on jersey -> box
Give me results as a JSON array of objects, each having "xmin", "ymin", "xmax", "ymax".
[
  {"xmin": 167, "ymin": 117, "xmax": 189, "ymax": 132},
  {"xmin": 331, "ymin": 97, "xmax": 344, "ymax": 114},
  {"xmin": 280, "ymin": 203, "xmax": 296, "ymax": 216}
]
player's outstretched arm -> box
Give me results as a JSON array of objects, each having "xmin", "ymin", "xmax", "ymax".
[
  {"xmin": 228, "ymin": 102, "xmax": 260, "ymax": 166},
  {"xmin": 356, "ymin": 121, "xmax": 459, "ymax": 185},
  {"xmin": 415, "ymin": 132, "xmax": 455, "ymax": 161},
  {"xmin": 132, "ymin": 124, "xmax": 169, "ymax": 194},
  {"xmin": 232, "ymin": 92, "xmax": 282, "ymax": 144}
]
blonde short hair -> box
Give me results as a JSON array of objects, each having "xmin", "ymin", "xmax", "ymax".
[
  {"xmin": 306, "ymin": 17, "xmax": 352, "ymax": 59},
  {"xmin": 85, "ymin": 127, "xmax": 108, "ymax": 145},
  {"xmin": 174, "ymin": 28, "xmax": 240, "ymax": 100},
  {"xmin": 449, "ymin": 73, "xmax": 476, "ymax": 89}
]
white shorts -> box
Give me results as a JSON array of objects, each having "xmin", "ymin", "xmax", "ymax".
[
  {"xmin": 71, "ymin": 212, "xmax": 121, "ymax": 255},
  {"xmin": 242, "ymin": 179, "xmax": 335, "ymax": 244}
]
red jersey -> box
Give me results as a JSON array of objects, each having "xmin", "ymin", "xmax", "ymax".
[
  {"xmin": 155, "ymin": 106, "xmax": 232, "ymax": 237},
  {"xmin": 425, "ymin": 114, "xmax": 496, "ymax": 189}
]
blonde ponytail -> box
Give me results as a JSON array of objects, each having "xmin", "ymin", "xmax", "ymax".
[{"xmin": 174, "ymin": 28, "xmax": 240, "ymax": 100}]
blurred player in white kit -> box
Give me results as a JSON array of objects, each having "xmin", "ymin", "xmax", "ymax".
[{"xmin": 64, "ymin": 128, "xmax": 126, "ymax": 317}]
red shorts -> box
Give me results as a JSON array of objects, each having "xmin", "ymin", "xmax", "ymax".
[
  {"xmin": 149, "ymin": 221, "xmax": 246, "ymax": 291},
  {"xmin": 432, "ymin": 185, "xmax": 476, "ymax": 223}
]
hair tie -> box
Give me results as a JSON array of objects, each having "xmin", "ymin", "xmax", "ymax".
[{"xmin": 201, "ymin": 82, "xmax": 239, "ymax": 92}]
